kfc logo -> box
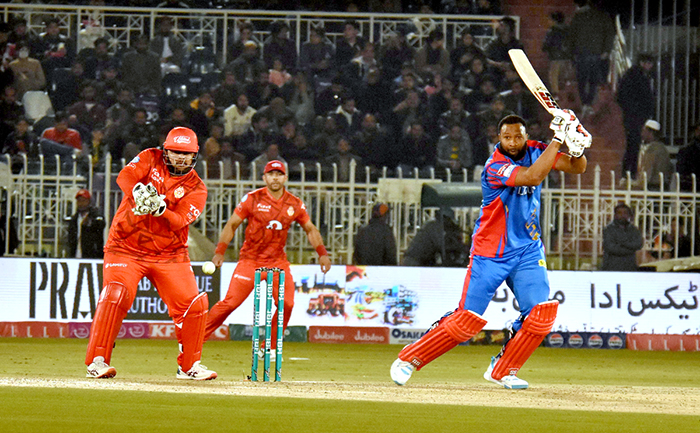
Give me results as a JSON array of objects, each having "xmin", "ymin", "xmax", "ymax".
[{"xmin": 173, "ymin": 136, "xmax": 191, "ymax": 144}]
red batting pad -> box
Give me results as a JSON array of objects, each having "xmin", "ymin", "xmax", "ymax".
[
  {"xmin": 85, "ymin": 283, "xmax": 132, "ymax": 365},
  {"xmin": 178, "ymin": 292, "xmax": 209, "ymax": 372}
]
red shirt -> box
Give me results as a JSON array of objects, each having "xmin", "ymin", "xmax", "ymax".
[
  {"xmin": 235, "ymin": 187, "xmax": 310, "ymax": 263},
  {"xmin": 41, "ymin": 127, "xmax": 82, "ymax": 150},
  {"xmin": 105, "ymin": 148, "xmax": 207, "ymax": 262}
]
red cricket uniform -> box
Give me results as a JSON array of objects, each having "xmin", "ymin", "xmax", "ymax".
[
  {"xmin": 204, "ymin": 187, "xmax": 310, "ymax": 342},
  {"xmin": 89, "ymin": 148, "xmax": 207, "ymax": 369},
  {"xmin": 41, "ymin": 127, "xmax": 82, "ymax": 150}
]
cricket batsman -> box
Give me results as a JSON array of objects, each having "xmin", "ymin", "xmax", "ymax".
[{"xmin": 85, "ymin": 126, "xmax": 217, "ymax": 380}]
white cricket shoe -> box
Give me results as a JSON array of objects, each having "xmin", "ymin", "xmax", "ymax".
[
  {"xmin": 483, "ymin": 356, "xmax": 528, "ymax": 389},
  {"xmin": 390, "ymin": 358, "xmax": 414, "ymax": 386},
  {"xmin": 86, "ymin": 356, "xmax": 117, "ymax": 379},
  {"xmin": 177, "ymin": 361, "xmax": 217, "ymax": 380}
]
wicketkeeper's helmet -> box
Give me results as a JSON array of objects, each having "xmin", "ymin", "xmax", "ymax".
[{"xmin": 163, "ymin": 127, "xmax": 199, "ymax": 175}]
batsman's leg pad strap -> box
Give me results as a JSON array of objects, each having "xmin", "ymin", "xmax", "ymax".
[
  {"xmin": 399, "ymin": 309, "xmax": 487, "ymax": 371},
  {"xmin": 85, "ymin": 283, "xmax": 131, "ymax": 365},
  {"xmin": 491, "ymin": 300, "xmax": 558, "ymax": 380},
  {"xmin": 179, "ymin": 292, "xmax": 208, "ymax": 372}
]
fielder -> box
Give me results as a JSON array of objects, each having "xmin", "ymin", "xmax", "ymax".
[
  {"xmin": 85, "ymin": 127, "xmax": 217, "ymax": 380},
  {"xmin": 205, "ymin": 160, "xmax": 331, "ymax": 355},
  {"xmin": 391, "ymin": 111, "xmax": 590, "ymax": 389}
]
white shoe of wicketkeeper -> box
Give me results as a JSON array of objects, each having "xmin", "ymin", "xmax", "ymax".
[
  {"xmin": 483, "ymin": 356, "xmax": 528, "ymax": 390},
  {"xmin": 176, "ymin": 361, "xmax": 217, "ymax": 380},
  {"xmin": 86, "ymin": 356, "xmax": 117, "ymax": 379},
  {"xmin": 390, "ymin": 358, "xmax": 414, "ymax": 386}
]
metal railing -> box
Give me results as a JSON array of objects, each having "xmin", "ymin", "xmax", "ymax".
[{"xmin": 2, "ymin": 154, "xmax": 698, "ymax": 269}]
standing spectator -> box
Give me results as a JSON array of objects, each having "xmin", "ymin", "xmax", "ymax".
[
  {"xmin": 335, "ymin": 20, "xmax": 365, "ymax": 69},
  {"xmin": 85, "ymin": 126, "xmax": 217, "ymax": 381},
  {"xmin": 150, "ymin": 16, "xmax": 185, "ymax": 75},
  {"xmin": 633, "ymin": 120, "xmax": 672, "ymax": 190},
  {"xmin": 0, "ymin": 22, "xmax": 12, "ymax": 94},
  {"xmin": 121, "ymin": 34, "xmax": 161, "ymax": 94},
  {"xmin": 436, "ymin": 123, "xmax": 474, "ymax": 175},
  {"xmin": 67, "ymin": 189, "xmax": 105, "ymax": 259},
  {"xmin": 676, "ymin": 122, "xmax": 700, "ymax": 191},
  {"xmin": 616, "ymin": 53, "xmax": 655, "ymax": 177},
  {"xmin": 263, "ymin": 21, "xmax": 297, "ymax": 72},
  {"xmin": 566, "ymin": 0, "xmax": 615, "ymax": 105},
  {"xmin": 541, "ymin": 11, "xmax": 571, "ymax": 96},
  {"xmin": 228, "ymin": 21, "xmax": 254, "ymax": 62},
  {"xmin": 8, "ymin": 41, "xmax": 46, "ymax": 98},
  {"xmin": 353, "ymin": 203, "xmax": 397, "ymax": 266},
  {"xmin": 602, "ymin": 203, "xmax": 644, "ymax": 271},
  {"xmin": 223, "ymin": 93, "xmax": 256, "ymax": 138},
  {"xmin": 36, "ymin": 17, "xmax": 75, "ymax": 76},
  {"xmin": 299, "ymin": 26, "xmax": 334, "ymax": 79},
  {"xmin": 484, "ymin": 17, "xmax": 524, "ymax": 81},
  {"xmin": 415, "ymin": 30, "xmax": 451, "ymax": 78}
]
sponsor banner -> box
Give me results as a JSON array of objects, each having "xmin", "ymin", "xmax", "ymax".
[
  {"xmin": 148, "ymin": 323, "xmax": 178, "ymax": 339},
  {"xmin": 626, "ymin": 334, "xmax": 700, "ymax": 352},
  {"xmin": 0, "ymin": 321, "xmax": 69, "ymax": 338},
  {"xmin": 228, "ymin": 325, "xmax": 307, "ymax": 342},
  {"xmin": 68, "ymin": 322, "xmax": 149, "ymax": 339},
  {"xmin": 1, "ymin": 259, "xmax": 697, "ymax": 334},
  {"xmin": 309, "ymin": 326, "xmax": 389, "ymax": 344},
  {"xmin": 389, "ymin": 328, "xmax": 428, "ymax": 345},
  {"xmin": 544, "ymin": 332, "xmax": 626, "ymax": 349},
  {"xmin": 208, "ymin": 324, "xmax": 229, "ymax": 341}
]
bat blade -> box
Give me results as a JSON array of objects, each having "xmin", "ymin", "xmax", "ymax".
[{"xmin": 508, "ymin": 49, "xmax": 561, "ymax": 114}]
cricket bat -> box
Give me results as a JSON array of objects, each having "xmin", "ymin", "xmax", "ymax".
[{"xmin": 508, "ymin": 49, "xmax": 561, "ymax": 114}]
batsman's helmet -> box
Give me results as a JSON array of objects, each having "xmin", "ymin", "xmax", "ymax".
[{"xmin": 163, "ymin": 127, "xmax": 199, "ymax": 175}]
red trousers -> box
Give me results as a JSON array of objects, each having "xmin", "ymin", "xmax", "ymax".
[{"xmin": 204, "ymin": 259, "xmax": 294, "ymax": 347}]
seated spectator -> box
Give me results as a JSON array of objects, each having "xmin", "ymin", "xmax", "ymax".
[
  {"xmin": 67, "ymin": 189, "xmax": 105, "ymax": 259},
  {"xmin": 355, "ymin": 67, "xmax": 392, "ymax": 121},
  {"xmin": 187, "ymin": 90, "xmax": 217, "ymax": 138},
  {"xmin": 285, "ymin": 130, "xmax": 318, "ymax": 169},
  {"xmin": 465, "ymin": 73, "xmax": 499, "ymax": 113},
  {"xmin": 450, "ymin": 29, "xmax": 485, "ymax": 80},
  {"xmin": 95, "ymin": 62, "xmax": 122, "ymax": 108},
  {"xmin": 500, "ymin": 79, "xmax": 539, "ymax": 123},
  {"xmin": 86, "ymin": 124, "xmax": 108, "ymax": 166},
  {"xmin": 8, "ymin": 41, "xmax": 46, "ymax": 98},
  {"xmin": 121, "ymin": 34, "xmax": 161, "ymax": 94},
  {"xmin": 439, "ymin": 96, "xmax": 475, "ymax": 138},
  {"xmin": 633, "ymin": 120, "xmax": 673, "ymax": 190},
  {"xmin": 237, "ymin": 111, "xmax": 273, "ymax": 161},
  {"xmin": 280, "ymin": 71, "xmax": 315, "ymax": 127},
  {"xmin": 67, "ymin": 82, "xmax": 108, "ymax": 141},
  {"xmin": 415, "ymin": 30, "xmax": 451, "ymax": 78},
  {"xmin": 436, "ymin": 123, "xmax": 474, "ymax": 175},
  {"xmin": 315, "ymin": 75, "xmax": 345, "ymax": 116},
  {"xmin": 78, "ymin": 36, "xmax": 113, "ymax": 80},
  {"xmin": 458, "ymin": 55, "xmax": 488, "ymax": 93},
  {"xmin": 225, "ymin": 40, "xmax": 266, "ymax": 86},
  {"xmin": 351, "ymin": 113, "xmax": 391, "ymax": 168},
  {"xmin": 268, "ymin": 57, "xmax": 292, "ymax": 88},
  {"xmin": 324, "ymin": 136, "xmax": 361, "ymax": 182},
  {"xmin": 150, "ymin": 16, "xmax": 184, "ymax": 75},
  {"xmin": 335, "ymin": 20, "xmax": 365, "ymax": 70},
  {"xmin": 252, "ymin": 142, "xmax": 286, "ymax": 175},
  {"xmin": 36, "ymin": 17, "xmax": 75, "ymax": 77},
  {"xmin": 311, "ymin": 115, "xmax": 341, "ymax": 157},
  {"xmin": 263, "ymin": 21, "xmax": 297, "ymax": 72},
  {"xmin": 3, "ymin": 117, "xmax": 38, "ymax": 173},
  {"xmin": 332, "ymin": 93, "xmax": 363, "ymax": 136},
  {"xmin": 472, "ymin": 120, "xmax": 499, "ymax": 169},
  {"xmin": 476, "ymin": 94, "xmax": 511, "ymax": 134},
  {"xmin": 210, "ymin": 70, "xmax": 243, "ymax": 111},
  {"xmin": 392, "ymin": 71, "xmax": 424, "ymax": 107},
  {"xmin": 426, "ymin": 75, "xmax": 455, "ymax": 126},
  {"xmin": 391, "ymin": 89, "xmax": 424, "ymax": 136},
  {"xmin": 353, "ymin": 202, "xmax": 397, "ymax": 266},
  {"xmin": 49, "ymin": 61, "xmax": 87, "ymax": 111},
  {"xmin": 299, "ymin": 26, "xmax": 334, "ymax": 78},
  {"xmin": 0, "ymin": 87, "xmax": 24, "ymax": 143},
  {"xmin": 203, "ymin": 122, "xmax": 245, "ymax": 179},
  {"xmin": 105, "ymin": 86, "xmax": 135, "ymax": 134},
  {"xmin": 7, "ymin": 18, "xmax": 37, "ymax": 54},
  {"xmin": 228, "ymin": 21, "xmax": 254, "ymax": 62},
  {"xmin": 111, "ymin": 107, "xmax": 158, "ymax": 160},
  {"xmin": 342, "ymin": 41, "xmax": 378, "ymax": 93},
  {"xmin": 223, "ymin": 93, "xmax": 256, "ymax": 139},
  {"xmin": 378, "ymin": 27, "xmax": 414, "ymax": 80},
  {"xmin": 41, "ymin": 111, "xmax": 82, "ymax": 149},
  {"xmin": 244, "ymin": 70, "xmax": 278, "ymax": 109},
  {"xmin": 398, "ymin": 120, "xmax": 436, "ymax": 171},
  {"xmin": 676, "ymin": 122, "xmax": 700, "ymax": 191},
  {"xmin": 602, "ymin": 203, "xmax": 644, "ymax": 271},
  {"xmin": 257, "ymin": 96, "xmax": 295, "ymax": 132}
]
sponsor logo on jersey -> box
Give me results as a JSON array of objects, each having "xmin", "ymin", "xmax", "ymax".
[
  {"xmin": 105, "ymin": 263, "xmax": 128, "ymax": 268},
  {"xmin": 266, "ymin": 220, "xmax": 283, "ymax": 230},
  {"xmin": 257, "ymin": 203, "xmax": 271, "ymax": 212},
  {"xmin": 287, "ymin": 206, "xmax": 294, "ymax": 216},
  {"xmin": 233, "ymin": 274, "xmax": 252, "ymax": 281},
  {"xmin": 497, "ymin": 164, "xmax": 516, "ymax": 178},
  {"xmin": 174, "ymin": 186, "xmax": 184, "ymax": 199},
  {"xmin": 129, "ymin": 156, "xmax": 140, "ymax": 165},
  {"xmin": 538, "ymin": 259, "xmax": 546, "ymax": 268},
  {"xmin": 173, "ymin": 135, "xmax": 191, "ymax": 144},
  {"xmin": 150, "ymin": 168, "xmax": 164, "ymax": 185},
  {"xmin": 240, "ymin": 193, "xmax": 248, "ymax": 202}
]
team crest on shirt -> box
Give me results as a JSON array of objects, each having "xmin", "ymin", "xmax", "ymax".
[
  {"xmin": 174, "ymin": 186, "xmax": 185, "ymax": 198},
  {"xmin": 287, "ymin": 206, "xmax": 294, "ymax": 216}
]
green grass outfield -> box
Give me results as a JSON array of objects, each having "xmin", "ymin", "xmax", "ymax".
[{"xmin": 1, "ymin": 338, "xmax": 699, "ymax": 433}]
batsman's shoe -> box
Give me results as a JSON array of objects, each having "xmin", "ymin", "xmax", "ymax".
[
  {"xmin": 86, "ymin": 356, "xmax": 117, "ymax": 379},
  {"xmin": 483, "ymin": 356, "xmax": 528, "ymax": 390},
  {"xmin": 390, "ymin": 358, "xmax": 414, "ymax": 386},
  {"xmin": 177, "ymin": 361, "xmax": 217, "ymax": 380}
]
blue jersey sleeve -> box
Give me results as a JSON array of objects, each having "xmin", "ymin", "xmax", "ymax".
[{"xmin": 485, "ymin": 159, "xmax": 520, "ymax": 188}]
